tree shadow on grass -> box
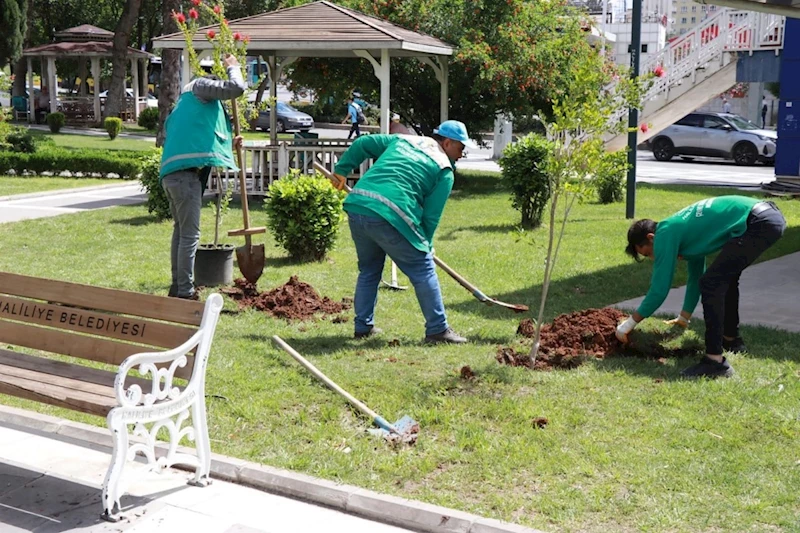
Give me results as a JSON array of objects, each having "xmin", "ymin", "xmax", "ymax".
[
  {"xmin": 438, "ymin": 223, "xmax": 519, "ymax": 241},
  {"xmin": 109, "ymin": 215, "xmax": 161, "ymax": 226}
]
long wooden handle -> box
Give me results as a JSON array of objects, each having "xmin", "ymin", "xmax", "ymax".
[
  {"xmin": 431, "ymin": 255, "xmax": 483, "ymax": 295},
  {"xmin": 313, "ymin": 161, "xmax": 352, "ymax": 192},
  {"xmin": 231, "ymin": 99, "xmax": 251, "ymax": 232},
  {"xmin": 272, "ymin": 335, "xmax": 382, "ymax": 422}
]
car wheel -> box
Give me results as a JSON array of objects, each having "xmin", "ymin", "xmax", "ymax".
[
  {"xmin": 652, "ymin": 138, "xmax": 674, "ymax": 161},
  {"xmin": 680, "ymin": 156, "xmax": 695, "ymax": 162},
  {"xmin": 277, "ymin": 120, "xmax": 286, "ymax": 133},
  {"xmin": 732, "ymin": 143, "xmax": 757, "ymax": 166}
]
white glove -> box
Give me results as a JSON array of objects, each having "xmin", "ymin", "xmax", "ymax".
[
  {"xmin": 664, "ymin": 316, "xmax": 689, "ymax": 328},
  {"xmin": 616, "ymin": 316, "xmax": 637, "ymax": 343}
]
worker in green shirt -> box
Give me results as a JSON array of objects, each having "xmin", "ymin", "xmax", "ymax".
[
  {"xmin": 617, "ymin": 196, "xmax": 786, "ymax": 378},
  {"xmin": 333, "ymin": 120, "xmax": 477, "ymax": 344}
]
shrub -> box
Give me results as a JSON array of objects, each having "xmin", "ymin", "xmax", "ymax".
[
  {"xmin": 0, "ymin": 147, "xmax": 147, "ymax": 179},
  {"xmin": 265, "ymin": 170, "xmax": 345, "ymax": 262},
  {"xmin": 138, "ymin": 107, "xmax": 159, "ymax": 130},
  {"xmin": 47, "ymin": 112, "xmax": 65, "ymax": 133},
  {"xmin": 104, "ymin": 117, "xmax": 123, "ymax": 140},
  {"xmin": 139, "ymin": 149, "xmax": 171, "ymax": 220},
  {"xmin": 5, "ymin": 127, "xmax": 37, "ymax": 153},
  {"xmin": 498, "ymin": 133, "xmax": 553, "ymax": 229},
  {"xmin": 595, "ymin": 150, "xmax": 629, "ymax": 204}
]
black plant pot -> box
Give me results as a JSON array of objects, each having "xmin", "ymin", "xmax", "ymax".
[{"xmin": 194, "ymin": 244, "xmax": 234, "ymax": 287}]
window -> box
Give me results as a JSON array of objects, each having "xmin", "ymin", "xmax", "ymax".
[
  {"xmin": 681, "ymin": 17, "xmax": 687, "ymax": 23},
  {"xmin": 691, "ymin": 5, "xmax": 697, "ymax": 11},
  {"xmin": 681, "ymin": 5, "xmax": 687, "ymax": 12},
  {"xmin": 703, "ymin": 116, "xmax": 729, "ymax": 129},
  {"xmin": 691, "ymin": 16, "xmax": 696, "ymax": 22},
  {"xmin": 680, "ymin": 28, "xmax": 687, "ymax": 34},
  {"xmin": 676, "ymin": 114, "xmax": 702, "ymax": 127},
  {"xmin": 641, "ymin": 44, "xmax": 648, "ymax": 53},
  {"xmin": 710, "ymin": 5, "xmax": 717, "ymax": 11}
]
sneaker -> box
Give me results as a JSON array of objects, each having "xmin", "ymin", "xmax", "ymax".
[
  {"xmin": 680, "ymin": 356, "xmax": 734, "ymax": 379},
  {"xmin": 175, "ymin": 292, "xmax": 199, "ymax": 301},
  {"xmin": 354, "ymin": 326, "xmax": 383, "ymax": 339},
  {"xmin": 424, "ymin": 327, "xmax": 468, "ymax": 345},
  {"xmin": 722, "ymin": 336, "xmax": 747, "ymax": 353}
]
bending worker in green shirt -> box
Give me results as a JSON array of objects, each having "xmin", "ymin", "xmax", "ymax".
[
  {"xmin": 333, "ymin": 120, "xmax": 477, "ymax": 344},
  {"xmin": 617, "ymin": 196, "xmax": 786, "ymax": 378}
]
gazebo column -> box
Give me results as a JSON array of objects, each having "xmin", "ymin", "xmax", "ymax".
[
  {"xmin": 47, "ymin": 57, "xmax": 58, "ymax": 114},
  {"xmin": 131, "ymin": 57, "xmax": 140, "ymax": 121},
  {"xmin": 92, "ymin": 57, "xmax": 101, "ymax": 123},
  {"xmin": 181, "ymin": 47, "xmax": 192, "ymax": 87},
  {"xmin": 26, "ymin": 57, "xmax": 34, "ymax": 124},
  {"xmin": 78, "ymin": 59, "xmax": 88, "ymax": 96},
  {"xmin": 265, "ymin": 55, "xmax": 297, "ymax": 144},
  {"xmin": 420, "ymin": 56, "xmax": 449, "ymax": 123},
  {"xmin": 355, "ymin": 49, "xmax": 390, "ymax": 134}
]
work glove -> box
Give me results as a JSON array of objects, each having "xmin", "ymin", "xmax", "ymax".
[
  {"xmin": 664, "ymin": 316, "xmax": 689, "ymax": 328},
  {"xmin": 616, "ymin": 316, "xmax": 637, "ymax": 344},
  {"xmin": 331, "ymin": 173, "xmax": 347, "ymax": 190}
]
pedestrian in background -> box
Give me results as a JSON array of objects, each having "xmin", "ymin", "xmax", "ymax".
[{"xmin": 761, "ymin": 97, "xmax": 769, "ymax": 129}]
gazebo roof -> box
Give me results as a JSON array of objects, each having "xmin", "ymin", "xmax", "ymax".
[
  {"xmin": 152, "ymin": 1, "xmax": 453, "ymax": 57},
  {"xmin": 55, "ymin": 24, "xmax": 114, "ymax": 42},
  {"xmin": 23, "ymin": 41, "xmax": 153, "ymax": 58}
]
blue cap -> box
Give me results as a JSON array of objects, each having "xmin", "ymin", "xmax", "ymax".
[{"xmin": 433, "ymin": 120, "xmax": 478, "ymax": 149}]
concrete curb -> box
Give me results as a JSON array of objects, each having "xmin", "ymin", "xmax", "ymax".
[
  {"xmin": 0, "ymin": 181, "xmax": 138, "ymax": 203},
  {"xmin": 0, "ymin": 405, "xmax": 545, "ymax": 533}
]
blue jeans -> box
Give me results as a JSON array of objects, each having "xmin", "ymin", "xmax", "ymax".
[
  {"xmin": 348, "ymin": 213, "xmax": 448, "ymax": 336},
  {"xmin": 162, "ymin": 170, "xmax": 202, "ymax": 298}
]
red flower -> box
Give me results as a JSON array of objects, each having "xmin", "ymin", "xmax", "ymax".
[
  {"xmin": 233, "ymin": 32, "xmax": 242, "ymax": 41},
  {"xmin": 191, "ymin": 0, "xmax": 201, "ymax": 5},
  {"xmin": 188, "ymin": 8, "xmax": 198, "ymax": 19},
  {"xmin": 206, "ymin": 30, "xmax": 216, "ymax": 40},
  {"xmin": 173, "ymin": 11, "xmax": 186, "ymax": 23},
  {"xmin": 243, "ymin": 35, "xmax": 251, "ymax": 44},
  {"xmin": 213, "ymin": 4, "xmax": 221, "ymax": 14},
  {"xmin": 640, "ymin": 123, "xmax": 649, "ymax": 133},
  {"xmin": 653, "ymin": 65, "xmax": 665, "ymax": 77},
  {"xmin": 223, "ymin": 18, "xmax": 228, "ymax": 25}
]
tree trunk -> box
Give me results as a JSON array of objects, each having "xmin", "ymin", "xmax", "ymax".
[
  {"xmin": 11, "ymin": 0, "xmax": 32, "ymax": 97},
  {"xmin": 156, "ymin": 0, "xmax": 180, "ymax": 147},
  {"xmin": 104, "ymin": 0, "xmax": 143, "ymax": 118}
]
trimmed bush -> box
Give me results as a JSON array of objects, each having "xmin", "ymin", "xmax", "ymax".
[
  {"xmin": 47, "ymin": 112, "xmax": 65, "ymax": 133},
  {"xmin": 138, "ymin": 107, "xmax": 159, "ymax": 130},
  {"xmin": 139, "ymin": 149, "xmax": 170, "ymax": 220},
  {"xmin": 499, "ymin": 133, "xmax": 553, "ymax": 229},
  {"xmin": 265, "ymin": 170, "xmax": 346, "ymax": 262},
  {"xmin": 595, "ymin": 150, "xmax": 629, "ymax": 204},
  {"xmin": 5, "ymin": 127, "xmax": 37, "ymax": 153},
  {"xmin": 0, "ymin": 148, "xmax": 147, "ymax": 179},
  {"xmin": 104, "ymin": 117, "xmax": 123, "ymax": 140}
]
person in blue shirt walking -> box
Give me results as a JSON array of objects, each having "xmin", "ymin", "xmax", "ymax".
[
  {"xmin": 342, "ymin": 96, "xmax": 361, "ymax": 140},
  {"xmin": 160, "ymin": 54, "xmax": 246, "ymax": 300}
]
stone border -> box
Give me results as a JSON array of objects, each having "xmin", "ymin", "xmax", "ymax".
[
  {"xmin": 0, "ymin": 404, "xmax": 545, "ymax": 533},
  {"xmin": 0, "ymin": 181, "xmax": 136, "ymax": 202}
]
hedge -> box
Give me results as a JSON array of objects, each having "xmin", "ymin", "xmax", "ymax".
[{"xmin": 0, "ymin": 148, "xmax": 150, "ymax": 180}]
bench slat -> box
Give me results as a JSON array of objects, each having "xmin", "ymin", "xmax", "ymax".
[
  {"xmin": 0, "ymin": 320, "xmax": 195, "ymax": 380},
  {"xmin": 0, "ymin": 294, "xmax": 195, "ymax": 350},
  {"xmin": 0, "ymin": 273, "xmax": 204, "ymax": 326},
  {"xmin": 0, "ymin": 374, "xmax": 115, "ymax": 417},
  {"xmin": 0, "ymin": 349, "xmax": 155, "ymax": 395}
]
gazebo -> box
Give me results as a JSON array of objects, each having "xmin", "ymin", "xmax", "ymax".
[
  {"xmin": 152, "ymin": 1, "xmax": 454, "ymax": 143},
  {"xmin": 22, "ymin": 25, "xmax": 154, "ymax": 123}
]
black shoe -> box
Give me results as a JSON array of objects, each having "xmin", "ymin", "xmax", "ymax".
[
  {"xmin": 174, "ymin": 292, "xmax": 199, "ymax": 301},
  {"xmin": 680, "ymin": 356, "xmax": 734, "ymax": 379},
  {"xmin": 354, "ymin": 326, "xmax": 383, "ymax": 339},
  {"xmin": 722, "ymin": 336, "xmax": 747, "ymax": 354},
  {"xmin": 424, "ymin": 327, "xmax": 468, "ymax": 345}
]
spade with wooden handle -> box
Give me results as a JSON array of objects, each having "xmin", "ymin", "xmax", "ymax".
[{"xmin": 227, "ymin": 98, "xmax": 266, "ymax": 284}]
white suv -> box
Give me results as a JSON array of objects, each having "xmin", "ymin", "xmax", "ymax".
[{"xmin": 648, "ymin": 112, "xmax": 776, "ymax": 166}]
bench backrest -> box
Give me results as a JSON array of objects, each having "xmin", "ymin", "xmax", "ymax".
[{"xmin": 0, "ymin": 273, "xmax": 205, "ymax": 380}]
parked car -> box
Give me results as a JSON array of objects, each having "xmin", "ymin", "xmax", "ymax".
[
  {"xmin": 647, "ymin": 112, "xmax": 776, "ymax": 166},
  {"xmin": 250, "ymin": 102, "xmax": 314, "ymax": 133},
  {"xmin": 99, "ymin": 89, "xmax": 158, "ymax": 108}
]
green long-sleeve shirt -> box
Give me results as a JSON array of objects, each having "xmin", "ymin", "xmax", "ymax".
[
  {"xmin": 636, "ymin": 195, "xmax": 759, "ymax": 318},
  {"xmin": 335, "ymin": 134, "xmax": 454, "ymax": 253}
]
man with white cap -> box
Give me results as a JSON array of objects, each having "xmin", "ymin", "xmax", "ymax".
[{"xmin": 333, "ymin": 120, "xmax": 477, "ymax": 344}]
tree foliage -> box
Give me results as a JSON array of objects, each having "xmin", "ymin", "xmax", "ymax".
[{"xmin": 0, "ymin": 0, "xmax": 27, "ymax": 68}]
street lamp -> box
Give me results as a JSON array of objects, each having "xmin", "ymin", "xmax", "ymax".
[{"xmin": 626, "ymin": 0, "xmax": 642, "ymax": 219}]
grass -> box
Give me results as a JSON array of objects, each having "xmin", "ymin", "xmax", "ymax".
[
  {"xmin": 0, "ymin": 176, "xmax": 124, "ymax": 196},
  {"xmin": 0, "ymin": 176, "xmax": 799, "ymax": 532},
  {"xmin": 28, "ymin": 130, "xmax": 154, "ymax": 152}
]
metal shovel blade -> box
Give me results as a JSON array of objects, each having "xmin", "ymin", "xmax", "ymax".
[
  {"xmin": 235, "ymin": 243, "xmax": 265, "ymax": 284},
  {"xmin": 367, "ymin": 415, "xmax": 420, "ymax": 444}
]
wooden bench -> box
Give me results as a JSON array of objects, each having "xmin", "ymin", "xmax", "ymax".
[
  {"xmin": 60, "ymin": 99, "xmax": 95, "ymax": 123},
  {"xmin": 0, "ymin": 272, "xmax": 224, "ymax": 522}
]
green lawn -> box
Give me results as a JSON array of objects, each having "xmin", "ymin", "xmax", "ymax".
[
  {"xmin": 0, "ymin": 176, "xmax": 124, "ymax": 196},
  {"xmin": 29, "ymin": 130, "xmax": 154, "ymax": 152},
  {"xmin": 0, "ymin": 177, "xmax": 799, "ymax": 532}
]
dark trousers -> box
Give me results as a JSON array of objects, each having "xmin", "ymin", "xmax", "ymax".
[
  {"xmin": 700, "ymin": 203, "xmax": 786, "ymax": 355},
  {"xmin": 347, "ymin": 122, "xmax": 361, "ymax": 140}
]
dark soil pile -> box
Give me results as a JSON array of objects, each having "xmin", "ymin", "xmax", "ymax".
[{"xmin": 221, "ymin": 276, "xmax": 350, "ymax": 320}]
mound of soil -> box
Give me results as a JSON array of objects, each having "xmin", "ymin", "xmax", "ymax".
[
  {"xmin": 222, "ymin": 276, "xmax": 350, "ymax": 321},
  {"xmin": 503, "ymin": 307, "xmax": 702, "ymax": 371}
]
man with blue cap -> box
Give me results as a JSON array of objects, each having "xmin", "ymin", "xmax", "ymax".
[{"xmin": 333, "ymin": 120, "xmax": 477, "ymax": 344}]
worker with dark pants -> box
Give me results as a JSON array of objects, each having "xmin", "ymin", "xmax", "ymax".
[{"xmin": 617, "ymin": 196, "xmax": 786, "ymax": 379}]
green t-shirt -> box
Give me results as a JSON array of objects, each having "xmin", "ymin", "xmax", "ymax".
[
  {"xmin": 636, "ymin": 195, "xmax": 759, "ymax": 318},
  {"xmin": 334, "ymin": 134, "xmax": 454, "ymax": 253}
]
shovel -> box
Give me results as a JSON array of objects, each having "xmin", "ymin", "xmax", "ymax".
[
  {"xmin": 272, "ymin": 335, "xmax": 419, "ymax": 443},
  {"xmin": 227, "ymin": 98, "xmax": 266, "ymax": 284},
  {"xmin": 313, "ymin": 162, "xmax": 529, "ymax": 313}
]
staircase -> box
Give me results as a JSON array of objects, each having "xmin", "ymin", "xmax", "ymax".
[{"xmin": 605, "ymin": 8, "xmax": 785, "ymax": 151}]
